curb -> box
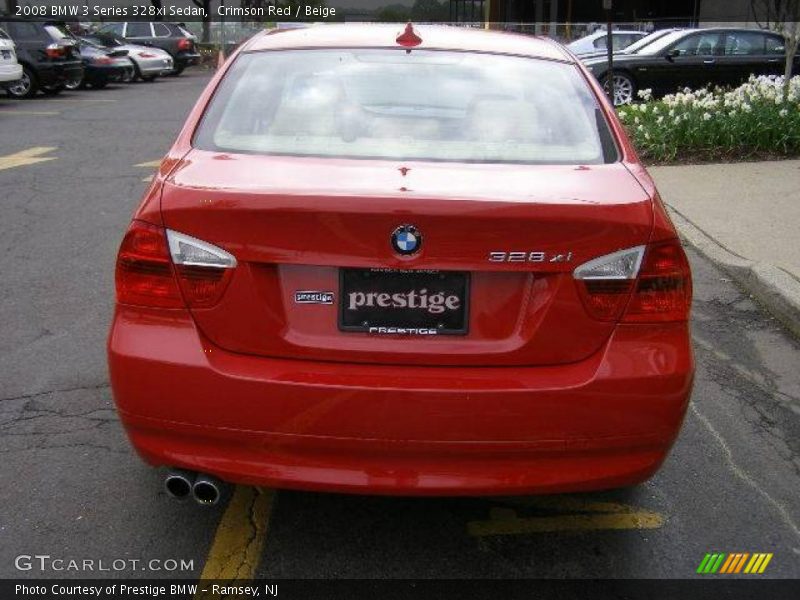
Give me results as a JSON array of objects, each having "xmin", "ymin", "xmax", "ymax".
[{"xmin": 667, "ymin": 206, "xmax": 800, "ymax": 339}]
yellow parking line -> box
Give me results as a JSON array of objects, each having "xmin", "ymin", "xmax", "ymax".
[
  {"xmin": 498, "ymin": 495, "xmax": 650, "ymax": 514},
  {"xmin": 194, "ymin": 486, "xmax": 275, "ymax": 599},
  {"xmin": 0, "ymin": 147, "xmax": 58, "ymax": 171},
  {"xmin": 46, "ymin": 98, "xmax": 117, "ymax": 103},
  {"xmin": 135, "ymin": 159, "xmax": 162, "ymax": 168},
  {"xmin": 467, "ymin": 495, "xmax": 665, "ymax": 537},
  {"xmin": 0, "ymin": 110, "xmax": 59, "ymax": 116}
]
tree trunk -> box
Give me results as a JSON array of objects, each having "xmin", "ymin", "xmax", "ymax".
[
  {"xmin": 191, "ymin": 0, "xmax": 211, "ymax": 43},
  {"xmin": 151, "ymin": 1, "xmax": 163, "ymax": 22},
  {"xmin": 784, "ymin": 30, "xmax": 798, "ymax": 100}
]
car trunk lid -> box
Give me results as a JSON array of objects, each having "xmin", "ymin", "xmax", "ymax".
[{"xmin": 159, "ymin": 150, "xmax": 653, "ymax": 366}]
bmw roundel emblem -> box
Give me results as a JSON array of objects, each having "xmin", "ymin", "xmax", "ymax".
[{"xmin": 391, "ymin": 224, "xmax": 422, "ymax": 256}]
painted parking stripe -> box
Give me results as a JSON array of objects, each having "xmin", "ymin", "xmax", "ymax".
[
  {"xmin": 45, "ymin": 98, "xmax": 117, "ymax": 103},
  {"xmin": 194, "ymin": 486, "xmax": 275, "ymax": 599},
  {"xmin": 135, "ymin": 159, "xmax": 163, "ymax": 168},
  {"xmin": 467, "ymin": 495, "xmax": 665, "ymax": 537},
  {"xmin": 0, "ymin": 147, "xmax": 58, "ymax": 171},
  {"xmin": 0, "ymin": 110, "xmax": 59, "ymax": 116},
  {"xmin": 135, "ymin": 159, "xmax": 163, "ymax": 182}
]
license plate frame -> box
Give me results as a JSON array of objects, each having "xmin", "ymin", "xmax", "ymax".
[{"xmin": 338, "ymin": 268, "xmax": 470, "ymax": 335}]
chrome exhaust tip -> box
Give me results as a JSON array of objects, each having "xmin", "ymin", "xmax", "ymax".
[
  {"xmin": 192, "ymin": 473, "xmax": 222, "ymax": 506},
  {"xmin": 164, "ymin": 469, "xmax": 195, "ymax": 500}
]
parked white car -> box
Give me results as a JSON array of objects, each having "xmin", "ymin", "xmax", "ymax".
[
  {"xmin": 0, "ymin": 26, "xmax": 23, "ymax": 88},
  {"xmin": 567, "ymin": 30, "xmax": 648, "ymax": 56}
]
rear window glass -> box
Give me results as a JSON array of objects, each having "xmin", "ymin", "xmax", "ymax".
[
  {"xmin": 8, "ymin": 21, "xmax": 45, "ymax": 40},
  {"xmin": 44, "ymin": 25, "xmax": 71, "ymax": 42},
  {"xmin": 126, "ymin": 22, "xmax": 152, "ymax": 37},
  {"xmin": 194, "ymin": 49, "xmax": 617, "ymax": 164}
]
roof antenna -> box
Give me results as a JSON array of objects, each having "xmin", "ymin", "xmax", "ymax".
[{"xmin": 396, "ymin": 22, "xmax": 422, "ymax": 51}]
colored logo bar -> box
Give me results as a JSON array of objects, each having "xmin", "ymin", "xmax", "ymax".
[{"xmin": 697, "ymin": 553, "xmax": 773, "ymax": 574}]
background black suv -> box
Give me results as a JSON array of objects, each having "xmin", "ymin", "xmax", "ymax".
[
  {"xmin": 96, "ymin": 22, "xmax": 200, "ymax": 76},
  {"xmin": 0, "ymin": 19, "xmax": 82, "ymax": 98}
]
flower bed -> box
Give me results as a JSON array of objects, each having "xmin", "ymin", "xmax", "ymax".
[{"xmin": 617, "ymin": 75, "xmax": 800, "ymax": 164}]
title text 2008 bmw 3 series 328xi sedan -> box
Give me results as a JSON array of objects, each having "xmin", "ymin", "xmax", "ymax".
[{"xmin": 108, "ymin": 24, "xmax": 694, "ymax": 500}]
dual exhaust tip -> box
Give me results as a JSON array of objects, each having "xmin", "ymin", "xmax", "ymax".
[{"xmin": 165, "ymin": 469, "xmax": 223, "ymax": 506}]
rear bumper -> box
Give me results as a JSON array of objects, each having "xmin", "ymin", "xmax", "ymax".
[
  {"xmin": 108, "ymin": 306, "xmax": 694, "ymax": 495},
  {"xmin": 135, "ymin": 56, "xmax": 174, "ymax": 75},
  {"xmin": 174, "ymin": 51, "xmax": 200, "ymax": 67},
  {"xmin": 36, "ymin": 62, "xmax": 83, "ymax": 86},
  {"xmin": 85, "ymin": 63, "xmax": 133, "ymax": 84},
  {"xmin": 0, "ymin": 63, "xmax": 22, "ymax": 84}
]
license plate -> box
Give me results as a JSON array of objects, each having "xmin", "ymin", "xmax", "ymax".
[{"xmin": 339, "ymin": 268, "xmax": 469, "ymax": 335}]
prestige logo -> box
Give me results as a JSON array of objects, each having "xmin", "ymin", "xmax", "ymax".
[
  {"xmin": 347, "ymin": 289, "xmax": 461, "ymax": 315},
  {"xmin": 295, "ymin": 291, "xmax": 334, "ymax": 305}
]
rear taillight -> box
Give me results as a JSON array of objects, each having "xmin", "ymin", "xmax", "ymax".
[
  {"xmin": 92, "ymin": 56, "xmax": 113, "ymax": 65},
  {"xmin": 115, "ymin": 221, "xmax": 236, "ymax": 309},
  {"xmin": 574, "ymin": 246, "xmax": 644, "ymax": 321},
  {"xmin": 45, "ymin": 43, "xmax": 66, "ymax": 59},
  {"xmin": 167, "ymin": 229, "xmax": 237, "ymax": 308},
  {"xmin": 138, "ymin": 52, "xmax": 157, "ymax": 58},
  {"xmin": 116, "ymin": 221, "xmax": 183, "ymax": 308},
  {"xmin": 177, "ymin": 38, "xmax": 192, "ymax": 51},
  {"xmin": 622, "ymin": 239, "xmax": 692, "ymax": 322},
  {"xmin": 573, "ymin": 239, "xmax": 691, "ymax": 322}
]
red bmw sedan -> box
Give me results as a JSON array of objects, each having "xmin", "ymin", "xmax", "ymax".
[{"xmin": 108, "ymin": 24, "xmax": 693, "ymax": 502}]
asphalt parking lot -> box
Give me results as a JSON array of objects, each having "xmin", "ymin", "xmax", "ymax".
[{"xmin": 1, "ymin": 71, "xmax": 799, "ymax": 582}]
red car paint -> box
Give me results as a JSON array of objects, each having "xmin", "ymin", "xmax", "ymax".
[{"xmin": 108, "ymin": 25, "xmax": 694, "ymax": 495}]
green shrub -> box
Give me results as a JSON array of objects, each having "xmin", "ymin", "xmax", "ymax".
[{"xmin": 617, "ymin": 75, "xmax": 800, "ymax": 163}]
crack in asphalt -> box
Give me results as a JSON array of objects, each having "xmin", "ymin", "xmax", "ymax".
[
  {"xmin": 690, "ymin": 402, "xmax": 800, "ymax": 540},
  {"xmin": 234, "ymin": 490, "xmax": 263, "ymax": 581},
  {"xmin": 0, "ymin": 441, "xmax": 127, "ymax": 455},
  {"xmin": 0, "ymin": 382, "xmax": 110, "ymax": 404}
]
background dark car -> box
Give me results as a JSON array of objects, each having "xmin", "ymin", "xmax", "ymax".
[
  {"xmin": 96, "ymin": 21, "xmax": 200, "ymax": 76},
  {"xmin": 73, "ymin": 38, "xmax": 134, "ymax": 89},
  {"xmin": 583, "ymin": 28, "xmax": 799, "ymax": 105},
  {"xmin": 0, "ymin": 19, "xmax": 82, "ymax": 98}
]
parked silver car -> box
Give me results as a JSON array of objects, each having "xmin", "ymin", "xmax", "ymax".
[
  {"xmin": 80, "ymin": 33, "xmax": 173, "ymax": 81},
  {"xmin": 567, "ymin": 29, "xmax": 648, "ymax": 56}
]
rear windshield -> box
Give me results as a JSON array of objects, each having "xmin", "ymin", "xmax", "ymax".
[{"xmin": 194, "ymin": 49, "xmax": 617, "ymax": 164}]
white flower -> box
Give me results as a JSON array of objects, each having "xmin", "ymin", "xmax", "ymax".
[
  {"xmin": 779, "ymin": 108, "xmax": 788, "ymax": 117},
  {"xmin": 703, "ymin": 112, "xmax": 712, "ymax": 121},
  {"xmin": 657, "ymin": 116, "xmax": 664, "ymax": 124},
  {"xmin": 644, "ymin": 132, "xmax": 651, "ymax": 140}
]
